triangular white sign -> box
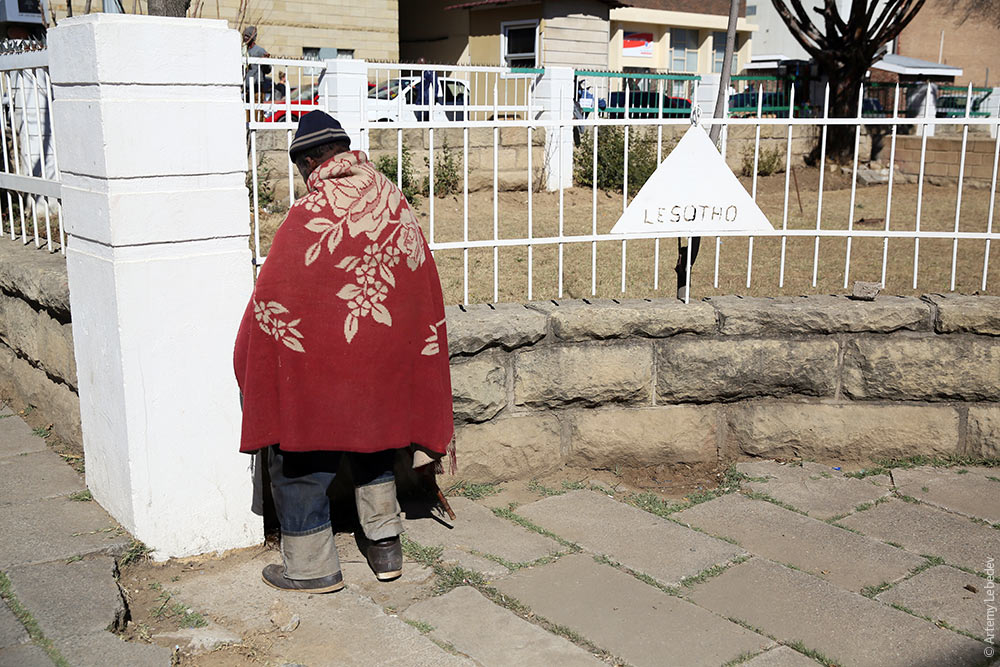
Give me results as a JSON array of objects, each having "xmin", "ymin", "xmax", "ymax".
[{"xmin": 610, "ymin": 125, "xmax": 775, "ymax": 235}]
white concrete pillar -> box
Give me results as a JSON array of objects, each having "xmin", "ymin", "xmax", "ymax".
[
  {"xmin": 535, "ymin": 66, "xmax": 574, "ymax": 191},
  {"xmin": 319, "ymin": 57, "xmax": 369, "ymax": 153},
  {"xmin": 48, "ymin": 15, "xmax": 262, "ymax": 559}
]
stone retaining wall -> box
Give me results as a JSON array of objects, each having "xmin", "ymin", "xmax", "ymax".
[
  {"xmin": 2, "ymin": 235, "xmax": 996, "ymax": 476},
  {"xmin": 0, "ymin": 239, "xmax": 80, "ymax": 444},
  {"xmin": 446, "ymin": 295, "xmax": 1000, "ymax": 481}
]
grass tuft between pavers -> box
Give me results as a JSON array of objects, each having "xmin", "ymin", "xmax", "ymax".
[
  {"xmin": 845, "ymin": 455, "xmax": 1000, "ymax": 480},
  {"xmin": 490, "ymin": 505, "xmax": 581, "ymax": 551},
  {"xmin": 118, "ymin": 539, "xmax": 153, "ymax": 568},
  {"xmin": 67, "ymin": 489, "xmax": 93, "ymax": 502},
  {"xmin": 442, "ymin": 481, "xmax": 500, "ymax": 501},
  {"xmin": 720, "ymin": 649, "xmax": 766, "ymax": 667},
  {"xmin": 592, "ymin": 554, "xmax": 682, "ymax": 598},
  {"xmin": 0, "ymin": 570, "xmax": 71, "ymax": 667},
  {"xmin": 785, "ymin": 639, "xmax": 841, "ymax": 667},
  {"xmin": 399, "ymin": 534, "xmax": 625, "ymax": 664},
  {"xmin": 860, "ymin": 581, "xmax": 893, "ymax": 599},
  {"xmin": 679, "ymin": 555, "xmax": 753, "ymax": 589}
]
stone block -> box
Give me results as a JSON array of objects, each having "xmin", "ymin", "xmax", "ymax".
[
  {"xmin": 496, "ymin": 554, "xmax": 772, "ymax": 667},
  {"xmin": 843, "ymin": 336, "xmax": 1000, "ymax": 401},
  {"xmin": 892, "ymin": 466, "xmax": 1000, "ymax": 523},
  {"xmin": 740, "ymin": 646, "xmax": 820, "ymax": 667},
  {"xmin": 689, "ymin": 558, "xmax": 985, "ymax": 667},
  {"xmin": 450, "ymin": 350, "xmax": 507, "ymax": 423},
  {"xmin": 8, "ymin": 557, "xmax": 125, "ymax": 640},
  {"xmin": 170, "ymin": 557, "xmax": 472, "ymax": 666},
  {"xmin": 657, "ymin": 338, "xmax": 838, "ymax": 402},
  {"xmin": 0, "ymin": 451, "xmax": 84, "ymax": 506},
  {"xmin": 708, "ymin": 295, "xmax": 930, "ymax": 335},
  {"xmin": 0, "ymin": 643, "xmax": 52, "ymax": 666},
  {"xmin": 445, "ymin": 303, "xmax": 547, "ymax": 356},
  {"xmin": 54, "ymin": 631, "xmax": 177, "ymax": 667},
  {"xmin": 876, "ymin": 566, "xmax": 990, "ymax": 639},
  {"xmin": 0, "ymin": 295, "xmax": 76, "ymax": 388},
  {"xmin": 674, "ymin": 494, "xmax": 924, "ymax": 591},
  {"xmin": 0, "ymin": 496, "xmax": 129, "ymax": 569},
  {"xmin": 726, "ymin": 403, "xmax": 960, "ymax": 463},
  {"xmin": 738, "ymin": 460, "xmax": 892, "ymax": 521},
  {"xmin": 403, "ymin": 587, "xmax": 603, "ymax": 666},
  {"xmin": 925, "ymin": 294, "xmax": 1000, "ymax": 335},
  {"xmin": 0, "ymin": 237, "xmax": 70, "ymax": 318},
  {"xmin": 0, "ymin": 603, "xmax": 27, "ymax": 649},
  {"xmin": 549, "ymin": 298, "xmax": 716, "ymax": 341},
  {"xmin": 514, "ymin": 341, "xmax": 652, "ymax": 408},
  {"xmin": 453, "ymin": 413, "xmax": 562, "ymax": 482},
  {"xmin": 517, "ymin": 491, "xmax": 745, "ymax": 587},
  {"xmin": 0, "ymin": 410, "xmax": 47, "ymax": 459},
  {"xmin": 403, "ymin": 497, "xmax": 561, "ymax": 567},
  {"xmin": 967, "ymin": 406, "xmax": 1000, "ymax": 458},
  {"xmin": 839, "ymin": 499, "xmax": 1000, "ymax": 573},
  {"xmin": 567, "ymin": 406, "xmax": 717, "ymax": 468},
  {"xmin": 0, "ymin": 342, "xmax": 82, "ymax": 447}
]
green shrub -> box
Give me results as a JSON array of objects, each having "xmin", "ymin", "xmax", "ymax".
[
  {"xmin": 573, "ymin": 127, "xmax": 668, "ymax": 194},
  {"xmin": 423, "ymin": 140, "xmax": 462, "ymax": 197},
  {"xmin": 374, "ymin": 145, "xmax": 421, "ymax": 204},
  {"xmin": 740, "ymin": 143, "xmax": 784, "ymax": 177}
]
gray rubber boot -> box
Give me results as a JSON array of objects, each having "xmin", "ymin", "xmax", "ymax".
[
  {"xmin": 354, "ymin": 480, "xmax": 403, "ymax": 541},
  {"xmin": 280, "ymin": 527, "xmax": 341, "ymax": 580},
  {"xmin": 355, "ymin": 480, "xmax": 404, "ymax": 580}
]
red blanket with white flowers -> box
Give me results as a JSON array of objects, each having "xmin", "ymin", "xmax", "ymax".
[{"xmin": 234, "ymin": 151, "xmax": 454, "ymax": 456}]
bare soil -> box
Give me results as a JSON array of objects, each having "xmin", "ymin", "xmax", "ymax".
[{"xmin": 257, "ymin": 165, "xmax": 1000, "ymax": 304}]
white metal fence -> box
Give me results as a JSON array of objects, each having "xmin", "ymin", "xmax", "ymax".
[
  {"xmin": 0, "ymin": 49, "xmax": 63, "ymax": 254},
  {"xmin": 244, "ymin": 58, "xmax": 999, "ymax": 305}
]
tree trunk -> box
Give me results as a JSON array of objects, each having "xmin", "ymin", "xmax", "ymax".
[
  {"xmin": 821, "ymin": 60, "xmax": 867, "ymax": 161},
  {"xmin": 709, "ymin": 0, "xmax": 741, "ymax": 145},
  {"xmin": 147, "ymin": 0, "xmax": 188, "ymax": 16}
]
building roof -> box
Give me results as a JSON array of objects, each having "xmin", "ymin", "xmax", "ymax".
[
  {"xmin": 872, "ymin": 53, "xmax": 963, "ymax": 77},
  {"xmin": 445, "ymin": 0, "xmax": 622, "ymax": 9}
]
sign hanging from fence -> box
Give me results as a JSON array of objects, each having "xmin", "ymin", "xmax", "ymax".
[{"xmin": 611, "ymin": 125, "xmax": 775, "ymax": 235}]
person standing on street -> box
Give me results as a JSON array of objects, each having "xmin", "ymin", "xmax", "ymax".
[{"xmin": 234, "ymin": 111, "xmax": 455, "ymax": 593}]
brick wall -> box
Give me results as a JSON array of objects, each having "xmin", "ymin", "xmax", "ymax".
[
  {"xmin": 893, "ymin": 135, "xmax": 999, "ymax": 186},
  {"xmin": 896, "ymin": 0, "xmax": 1000, "ymax": 87}
]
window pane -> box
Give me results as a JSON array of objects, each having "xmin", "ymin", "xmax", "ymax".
[
  {"xmin": 507, "ymin": 27, "xmax": 535, "ymax": 56},
  {"xmin": 686, "ymin": 50, "xmax": 699, "ymax": 72}
]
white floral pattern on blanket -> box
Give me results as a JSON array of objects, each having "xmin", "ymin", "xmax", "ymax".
[
  {"xmin": 299, "ymin": 157, "xmax": 427, "ymax": 344},
  {"xmin": 254, "ymin": 300, "xmax": 305, "ymax": 353}
]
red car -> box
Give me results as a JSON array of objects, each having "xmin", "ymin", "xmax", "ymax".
[{"xmin": 261, "ymin": 83, "xmax": 376, "ymax": 122}]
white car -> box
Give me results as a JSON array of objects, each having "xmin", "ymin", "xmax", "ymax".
[{"xmin": 367, "ymin": 76, "xmax": 470, "ymax": 122}]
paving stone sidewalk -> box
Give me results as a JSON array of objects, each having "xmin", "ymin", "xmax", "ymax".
[
  {"xmin": 0, "ymin": 405, "xmax": 164, "ymax": 666},
  {"xmin": 2, "ymin": 401, "xmax": 998, "ymax": 666}
]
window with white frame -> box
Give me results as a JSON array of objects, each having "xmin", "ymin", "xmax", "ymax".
[
  {"xmin": 670, "ymin": 28, "xmax": 699, "ymax": 72},
  {"xmin": 712, "ymin": 32, "xmax": 738, "ymax": 73},
  {"xmin": 501, "ymin": 20, "xmax": 539, "ymax": 68}
]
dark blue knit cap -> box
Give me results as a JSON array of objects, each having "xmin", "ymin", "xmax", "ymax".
[{"xmin": 289, "ymin": 111, "xmax": 351, "ymax": 161}]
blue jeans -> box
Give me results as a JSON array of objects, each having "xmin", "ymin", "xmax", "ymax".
[{"xmin": 267, "ymin": 446, "xmax": 395, "ymax": 536}]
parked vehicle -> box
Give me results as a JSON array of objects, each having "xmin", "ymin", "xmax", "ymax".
[
  {"xmin": 367, "ymin": 76, "xmax": 469, "ymax": 122},
  {"xmin": 606, "ymin": 90, "xmax": 691, "ymax": 119},
  {"xmin": 262, "ymin": 84, "xmax": 320, "ymax": 122}
]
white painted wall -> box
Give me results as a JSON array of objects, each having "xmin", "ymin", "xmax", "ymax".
[{"xmin": 49, "ymin": 14, "xmax": 263, "ymax": 559}]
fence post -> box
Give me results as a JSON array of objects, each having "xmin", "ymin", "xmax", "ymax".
[
  {"xmin": 48, "ymin": 15, "xmax": 263, "ymax": 558},
  {"xmin": 320, "ymin": 57, "xmax": 369, "ymax": 153},
  {"xmin": 536, "ymin": 66, "xmax": 574, "ymax": 191}
]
